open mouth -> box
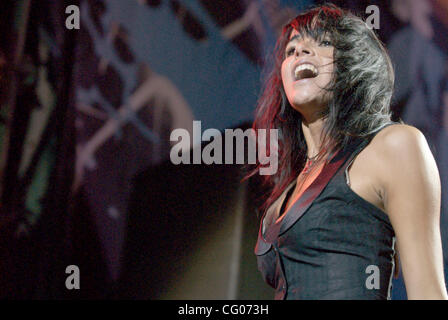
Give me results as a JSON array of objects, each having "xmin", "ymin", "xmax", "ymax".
[{"xmin": 294, "ymin": 63, "xmax": 318, "ymax": 81}]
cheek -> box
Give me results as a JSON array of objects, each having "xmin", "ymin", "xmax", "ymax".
[
  {"xmin": 319, "ymin": 60, "xmax": 335, "ymax": 84},
  {"xmin": 280, "ymin": 62, "xmax": 289, "ymax": 87}
]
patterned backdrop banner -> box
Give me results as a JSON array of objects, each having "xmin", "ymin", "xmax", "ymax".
[{"xmin": 73, "ymin": 0, "xmax": 276, "ymax": 281}]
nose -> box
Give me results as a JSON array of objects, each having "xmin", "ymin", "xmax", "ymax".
[{"xmin": 295, "ymin": 42, "xmax": 314, "ymax": 57}]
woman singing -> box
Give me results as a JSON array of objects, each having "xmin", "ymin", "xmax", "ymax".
[{"xmin": 251, "ymin": 4, "xmax": 448, "ymax": 299}]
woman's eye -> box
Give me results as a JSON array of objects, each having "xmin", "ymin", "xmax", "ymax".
[
  {"xmin": 320, "ymin": 40, "xmax": 332, "ymax": 47},
  {"xmin": 286, "ymin": 47, "xmax": 295, "ymax": 56}
]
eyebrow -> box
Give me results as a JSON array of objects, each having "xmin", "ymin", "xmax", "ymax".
[
  {"xmin": 286, "ymin": 35, "xmax": 302, "ymax": 46},
  {"xmin": 286, "ymin": 34, "xmax": 330, "ymax": 48}
]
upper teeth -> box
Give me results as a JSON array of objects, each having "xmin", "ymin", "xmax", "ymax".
[{"xmin": 295, "ymin": 64, "xmax": 318, "ymax": 78}]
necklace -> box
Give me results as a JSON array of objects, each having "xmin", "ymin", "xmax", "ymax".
[
  {"xmin": 303, "ymin": 149, "xmax": 325, "ymax": 174},
  {"xmin": 306, "ymin": 153, "xmax": 319, "ymax": 161},
  {"xmin": 302, "ymin": 157, "xmax": 315, "ymax": 174}
]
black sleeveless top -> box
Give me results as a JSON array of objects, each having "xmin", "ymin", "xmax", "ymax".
[{"xmin": 254, "ymin": 125, "xmax": 397, "ymax": 300}]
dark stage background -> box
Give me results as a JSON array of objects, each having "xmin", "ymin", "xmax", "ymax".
[{"xmin": 1, "ymin": 0, "xmax": 448, "ymax": 299}]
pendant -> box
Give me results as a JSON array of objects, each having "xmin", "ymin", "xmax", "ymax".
[{"xmin": 302, "ymin": 159, "xmax": 313, "ymax": 174}]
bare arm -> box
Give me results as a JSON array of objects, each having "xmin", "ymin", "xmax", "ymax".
[{"xmin": 378, "ymin": 124, "xmax": 447, "ymax": 299}]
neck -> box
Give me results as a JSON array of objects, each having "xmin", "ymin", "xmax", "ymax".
[{"xmin": 301, "ymin": 116, "xmax": 326, "ymax": 158}]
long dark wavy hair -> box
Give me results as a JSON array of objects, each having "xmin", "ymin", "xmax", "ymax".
[{"xmin": 245, "ymin": 3, "xmax": 395, "ymax": 214}]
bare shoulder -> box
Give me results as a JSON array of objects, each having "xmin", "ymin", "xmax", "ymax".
[
  {"xmin": 356, "ymin": 124, "xmax": 428, "ymax": 170},
  {"xmin": 345, "ymin": 124, "xmax": 437, "ymax": 213},
  {"xmin": 370, "ymin": 123, "xmax": 427, "ymax": 154},
  {"xmin": 369, "ymin": 123, "xmax": 439, "ymax": 190}
]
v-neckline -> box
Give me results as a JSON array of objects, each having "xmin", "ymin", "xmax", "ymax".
[
  {"xmin": 262, "ymin": 158, "xmax": 330, "ymax": 237},
  {"xmin": 261, "ymin": 180, "xmax": 296, "ymax": 238},
  {"xmin": 263, "ymin": 164, "xmax": 321, "ymax": 236},
  {"xmin": 261, "ymin": 146, "xmax": 356, "ymax": 243},
  {"xmin": 275, "ymin": 160, "xmax": 326, "ymax": 224},
  {"xmin": 277, "ymin": 180, "xmax": 297, "ymax": 222}
]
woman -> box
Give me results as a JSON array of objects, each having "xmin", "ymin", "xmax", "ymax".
[{"xmin": 250, "ymin": 4, "xmax": 447, "ymax": 299}]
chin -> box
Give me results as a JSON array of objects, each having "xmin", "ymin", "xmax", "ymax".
[
  {"xmin": 289, "ymin": 96, "xmax": 329, "ymax": 116},
  {"xmin": 290, "ymin": 96, "xmax": 320, "ymax": 108}
]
